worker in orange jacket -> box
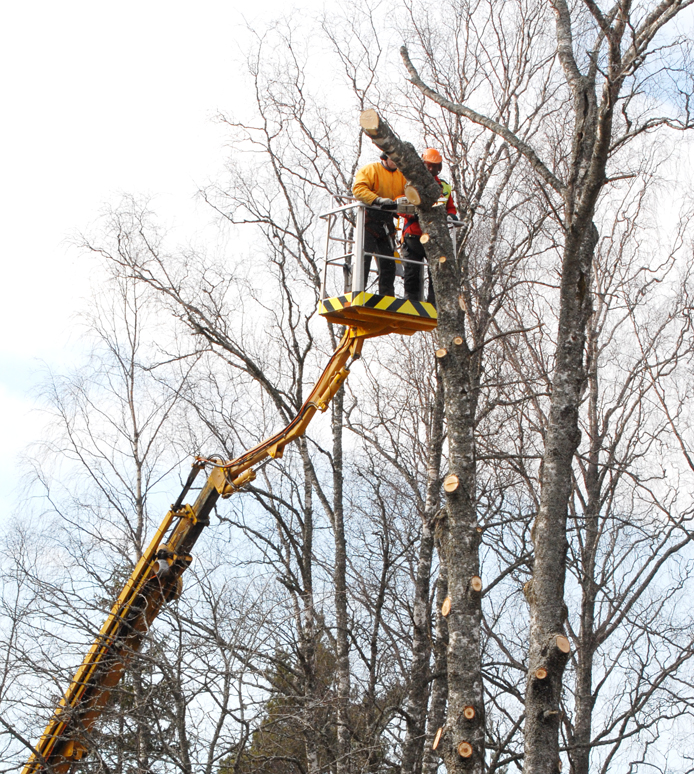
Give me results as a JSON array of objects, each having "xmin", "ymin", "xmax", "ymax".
[
  {"xmin": 401, "ymin": 148, "xmax": 457, "ymax": 304},
  {"xmin": 352, "ymin": 153, "xmax": 406, "ymax": 296}
]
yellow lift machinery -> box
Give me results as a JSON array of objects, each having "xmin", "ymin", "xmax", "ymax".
[{"xmin": 23, "ymin": 201, "xmax": 436, "ymax": 773}]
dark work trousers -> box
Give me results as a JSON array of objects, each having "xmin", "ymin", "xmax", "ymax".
[
  {"xmin": 401, "ymin": 235, "xmax": 435, "ymax": 304},
  {"xmin": 363, "ymin": 219, "xmax": 396, "ymax": 296}
]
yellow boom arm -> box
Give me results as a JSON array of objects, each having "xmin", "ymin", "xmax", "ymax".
[{"xmin": 23, "ymin": 328, "xmax": 365, "ymax": 774}]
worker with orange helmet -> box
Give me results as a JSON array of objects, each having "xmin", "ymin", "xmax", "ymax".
[
  {"xmin": 352, "ymin": 152, "xmax": 407, "ymax": 296},
  {"xmin": 401, "ymin": 148, "xmax": 457, "ymax": 303}
]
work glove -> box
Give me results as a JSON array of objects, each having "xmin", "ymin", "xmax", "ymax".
[{"xmin": 373, "ymin": 197, "xmax": 397, "ymax": 210}]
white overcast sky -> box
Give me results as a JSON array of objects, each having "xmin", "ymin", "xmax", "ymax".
[{"xmin": 0, "ymin": 0, "xmax": 329, "ymax": 507}]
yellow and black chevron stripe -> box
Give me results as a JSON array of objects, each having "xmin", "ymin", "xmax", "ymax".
[{"xmin": 319, "ymin": 291, "xmax": 437, "ymax": 320}]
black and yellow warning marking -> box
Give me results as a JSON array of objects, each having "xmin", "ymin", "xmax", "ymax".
[{"xmin": 319, "ymin": 291, "xmax": 437, "ymax": 337}]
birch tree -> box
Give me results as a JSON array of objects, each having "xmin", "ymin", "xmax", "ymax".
[
  {"xmin": 401, "ymin": 1, "xmax": 694, "ymax": 770},
  {"xmin": 0, "ymin": 262, "xmax": 271, "ymax": 773}
]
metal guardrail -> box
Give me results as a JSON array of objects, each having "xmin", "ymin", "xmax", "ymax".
[{"xmin": 320, "ymin": 199, "xmax": 462, "ymax": 302}]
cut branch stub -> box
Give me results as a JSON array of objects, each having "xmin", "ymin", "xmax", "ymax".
[
  {"xmin": 463, "ymin": 706, "xmax": 476, "ymax": 720},
  {"xmin": 453, "ymin": 336, "xmax": 463, "ymax": 345},
  {"xmin": 555, "ymin": 635, "xmax": 571, "ymax": 654},
  {"xmin": 441, "ymin": 596, "xmax": 452, "ymax": 617},
  {"xmin": 457, "ymin": 741, "xmax": 473, "ymax": 758},
  {"xmin": 535, "ymin": 667, "xmax": 548, "ymax": 680},
  {"xmin": 522, "ymin": 580, "xmax": 533, "ymax": 600},
  {"xmin": 470, "ymin": 576, "xmax": 482, "ymax": 593},
  {"xmin": 439, "ymin": 255, "xmax": 447, "ymax": 263},
  {"xmin": 436, "ymin": 348, "xmax": 448, "ymax": 359},
  {"xmin": 420, "ymin": 233, "xmax": 430, "ymax": 244},
  {"xmin": 432, "ymin": 727, "xmax": 443, "ymax": 750},
  {"xmin": 404, "ymin": 184, "xmax": 421, "ymax": 205},
  {"xmin": 444, "ymin": 474, "xmax": 459, "ymax": 492}
]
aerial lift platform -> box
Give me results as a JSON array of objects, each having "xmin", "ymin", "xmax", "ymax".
[
  {"xmin": 319, "ymin": 199, "xmax": 437, "ymax": 337},
  {"xmin": 22, "ymin": 201, "xmax": 437, "ymax": 774}
]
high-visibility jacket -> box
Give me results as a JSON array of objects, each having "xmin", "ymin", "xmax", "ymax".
[
  {"xmin": 353, "ymin": 162, "xmax": 407, "ymax": 206},
  {"xmin": 402, "ymin": 178, "xmax": 456, "ymax": 238}
]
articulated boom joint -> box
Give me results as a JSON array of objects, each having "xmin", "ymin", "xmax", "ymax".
[
  {"xmin": 62, "ymin": 740, "xmax": 87, "ymax": 763},
  {"xmin": 267, "ymin": 443, "xmax": 285, "ymax": 459},
  {"xmin": 212, "ymin": 466, "xmax": 257, "ymax": 499},
  {"xmin": 156, "ymin": 544, "xmax": 193, "ymax": 572},
  {"xmin": 312, "ymin": 367, "xmax": 350, "ymax": 412},
  {"xmin": 171, "ymin": 502, "xmax": 209, "ymax": 527}
]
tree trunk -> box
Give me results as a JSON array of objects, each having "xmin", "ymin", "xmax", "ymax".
[
  {"xmin": 332, "ymin": 384, "xmax": 352, "ymax": 774},
  {"xmin": 299, "ymin": 437, "xmax": 321, "ymax": 774},
  {"xmin": 358, "ymin": 109, "xmax": 485, "ymax": 774},
  {"xmin": 569, "ymin": 312, "xmax": 600, "ymax": 774},
  {"xmin": 523, "ymin": 224, "xmax": 596, "ymax": 774},
  {"xmin": 401, "ymin": 373, "xmax": 445, "ymax": 774},
  {"xmin": 419, "ymin": 156, "xmax": 484, "ymax": 774},
  {"xmin": 422, "ymin": 554, "xmax": 449, "ymax": 774}
]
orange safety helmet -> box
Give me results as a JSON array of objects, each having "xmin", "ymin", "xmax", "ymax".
[{"xmin": 421, "ymin": 148, "xmax": 443, "ymax": 164}]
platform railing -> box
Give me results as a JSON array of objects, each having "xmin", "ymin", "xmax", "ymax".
[
  {"xmin": 320, "ymin": 200, "xmax": 428, "ymax": 301},
  {"xmin": 320, "ymin": 199, "xmax": 463, "ymax": 303}
]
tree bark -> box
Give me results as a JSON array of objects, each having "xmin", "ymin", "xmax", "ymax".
[
  {"xmin": 401, "ymin": 373, "xmax": 445, "ymax": 774},
  {"xmin": 523, "ymin": 220, "xmax": 596, "ymax": 774},
  {"xmin": 332, "ymin": 384, "xmax": 352, "ymax": 774},
  {"xmin": 422, "ymin": 552, "xmax": 449, "ymax": 774},
  {"xmin": 299, "ymin": 437, "xmax": 321, "ymax": 774},
  {"xmin": 569, "ymin": 338, "xmax": 599, "ymax": 774}
]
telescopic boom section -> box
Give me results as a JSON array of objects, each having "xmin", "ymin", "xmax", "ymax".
[{"xmin": 23, "ymin": 328, "xmax": 365, "ymax": 774}]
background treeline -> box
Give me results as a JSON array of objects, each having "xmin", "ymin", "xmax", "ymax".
[{"xmin": 2, "ymin": 2, "xmax": 694, "ymax": 773}]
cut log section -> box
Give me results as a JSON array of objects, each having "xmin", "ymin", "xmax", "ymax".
[
  {"xmin": 457, "ymin": 741, "xmax": 473, "ymax": 758},
  {"xmin": 556, "ymin": 635, "xmax": 571, "ymax": 654},
  {"xmin": 443, "ymin": 474, "xmax": 459, "ymax": 492},
  {"xmin": 432, "ymin": 727, "xmax": 443, "ymax": 750},
  {"xmin": 359, "ymin": 109, "xmax": 380, "ymax": 131},
  {"xmin": 404, "ymin": 184, "xmax": 421, "ymax": 205}
]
